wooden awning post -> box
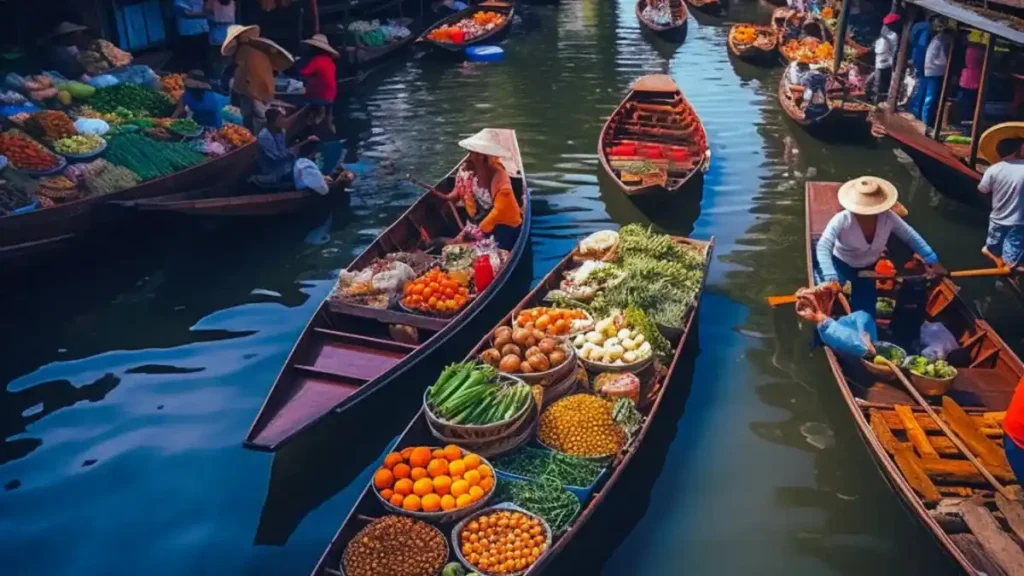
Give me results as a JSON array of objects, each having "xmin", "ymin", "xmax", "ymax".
[
  {"xmin": 968, "ymin": 39, "xmax": 997, "ymax": 167},
  {"xmin": 832, "ymin": 0, "xmax": 851, "ymax": 73},
  {"xmin": 886, "ymin": 5, "xmax": 916, "ymax": 110},
  {"xmin": 932, "ymin": 28, "xmax": 957, "ymax": 140}
]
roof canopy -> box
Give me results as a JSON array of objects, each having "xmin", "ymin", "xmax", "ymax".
[{"xmin": 905, "ymin": 0, "xmax": 1024, "ymax": 45}]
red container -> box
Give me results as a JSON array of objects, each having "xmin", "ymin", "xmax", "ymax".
[{"xmin": 473, "ymin": 255, "xmax": 494, "ymax": 292}]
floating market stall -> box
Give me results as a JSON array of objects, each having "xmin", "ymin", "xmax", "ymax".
[
  {"xmin": 727, "ymin": 24, "xmax": 778, "ymax": 63},
  {"xmin": 636, "ymin": 0, "xmax": 688, "ymax": 42},
  {"xmin": 311, "ymin": 224, "xmax": 714, "ymax": 575},
  {"xmin": 419, "ymin": 4, "xmax": 514, "ymax": 54}
]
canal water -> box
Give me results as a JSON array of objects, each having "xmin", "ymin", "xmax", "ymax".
[{"xmin": 3, "ymin": 1, "xmax": 1023, "ymax": 574}]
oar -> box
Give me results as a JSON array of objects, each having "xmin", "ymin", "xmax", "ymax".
[
  {"xmin": 406, "ymin": 174, "xmax": 464, "ymax": 229},
  {"xmin": 880, "ymin": 358, "xmax": 1023, "ymax": 503},
  {"xmin": 857, "ymin": 267, "xmax": 1014, "ymax": 280}
]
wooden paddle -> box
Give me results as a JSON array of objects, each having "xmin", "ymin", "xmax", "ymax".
[{"xmin": 405, "ymin": 174, "xmax": 464, "ymax": 229}]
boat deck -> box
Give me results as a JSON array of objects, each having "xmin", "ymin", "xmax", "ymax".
[{"xmin": 872, "ymin": 109, "xmax": 986, "ymax": 180}]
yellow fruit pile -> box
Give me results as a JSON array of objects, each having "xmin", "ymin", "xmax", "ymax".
[
  {"xmin": 538, "ymin": 394, "xmax": 625, "ymax": 457},
  {"xmin": 459, "ymin": 510, "xmax": 548, "ymax": 574},
  {"xmin": 731, "ymin": 25, "xmax": 757, "ymax": 45},
  {"xmin": 373, "ymin": 445, "xmax": 495, "ymax": 513}
]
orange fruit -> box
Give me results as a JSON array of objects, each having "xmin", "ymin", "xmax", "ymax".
[
  {"xmin": 456, "ymin": 494, "xmax": 473, "ymax": 508},
  {"xmin": 380, "ymin": 488, "xmax": 394, "ymax": 500},
  {"xmin": 468, "ymin": 485, "xmax": 484, "ymax": 502},
  {"xmin": 449, "ymin": 459, "xmax": 466, "ymax": 478},
  {"xmin": 413, "ymin": 477, "xmax": 434, "ymax": 497},
  {"xmin": 409, "ymin": 447, "xmax": 432, "ymax": 468},
  {"xmin": 443, "ymin": 445, "xmax": 462, "ymax": 461},
  {"xmin": 390, "ymin": 493, "xmax": 405, "ymax": 507},
  {"xmin": 402, "ymin": 494, "xmax": 421, "ymax": 512},
  {"xmin": 451, "ymin": 479, "xmax": 470, "ymax": 498},
  {"xmin": 393, "ymin": 463, "xmax": 411, "ymax": 480},
  {"xmin": 463, "ymin": 454, "xmax": 482, "ymax": 470},
  {"xmin": 464, "ymin": 470, "xmax": 481, "ymax": 487},
  {"xmin": 400, "ymin": 447, "xmax": 415, "ymax": 459},
  {"xmin": 427, "ymin": 458, "xmax": 449, "ymax": 478},
  {"xmin": 421, "ymin": 493, "xmax": 441, "ymax": 512},
  {"xmin": 433, "ymin": 475, "xmax": 453, "ymax": 495},
  {"xmin": 477, "ymin": 464, "xmax": 493, "ymax": 478},
  {"xmin": 440, "ymin": 494, "xmax": 457, "ymax": 511},
  {"xmin": 432, "ymin": 448, "xmax": 446, "ymax": 459},
  {"xmin": 373, "ymin": 468, "xmax": 394, "ymax": 490},
  {"xmin": 479, "ymin": 476, "xmax": 494, "ymax": 493},
  {"xmin": 394, "ymin": 478, "xmax": 414, "ymax": 496},
  {"xmin": 411, "ymin": 467, "xmax": 428, "ymax": 481},
  {"xmin": 383, "ymin": 452, "xmax": 403, "ymax": 469}
]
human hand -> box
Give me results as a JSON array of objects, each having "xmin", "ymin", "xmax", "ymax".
[{"xmin": 924, "ymin": 262, "xmax": 947, "ymax": 279}]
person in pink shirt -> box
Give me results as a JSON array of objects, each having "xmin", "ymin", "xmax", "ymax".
[{"xmin": 958, "ymin": 41, "xmax": 985, "ymax": 127}]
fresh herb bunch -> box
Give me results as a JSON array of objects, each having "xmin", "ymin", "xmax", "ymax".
[
  {"xmin": 617, "ymin": 223, "xmax": 703, "ymax": 266},
  {"xmin": 492, "ymin": 446, "xmax": 605, "ymax": 487},
  {"xmin": 612, "ymin": 397, "xmax": 642, "ymax": 439},
  {"xmin": 495, "ymin": 477, "xmax": 580, "ymax": 533},
  {"xmin": 623, "ymin": 306, "xmax": 671, "ymax": 358},
  {"xmin": 104, "ymin": 133, "xmax": 207, "ymax": 180}
]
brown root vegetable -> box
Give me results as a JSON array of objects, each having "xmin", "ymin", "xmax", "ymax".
[
  {"xmin": 511, "ymin": 328, "xmax": 531, "ymax": 346},
  {"xmin": 501, "ymin": 343, "xmax": 522, "ymax": 358},
  {"xmin": 480, "ymin": 348, "xmax": 502, "ymax": 366},
  {"xmin": 548, "ymin": 349, "xmax": 567, "ymax": 367},
  {"xmin": 524, "ymin": 322, "xmax": 536, "ymax": 331},
  {"xmin": 525, "ymin": 336, "xmax": 538, "ymax": 348},
  {"xmin": 538, "ymin": 338, "xmax": 558, "ymax": 355},
  {"xmin": 494, "ymin": 326, "xmax": 513, "ymax": 341},
  {"xmin": 499, "ymin": 354, "xmax": 522, "ymax": 373},
  {"xmin": 519, "ymin": 361, "xmax": 535, "ymax": 374},
  {"xmin": 527, "ymin": 354, "xmax": 550, "ymax": 372},
  {"xmin": 493, "ymin": 335, "xmax": 513, "ymax": 349},
  {"xmin": 525, "ymin": 346, "xmax": 542, "ymax": 359},
  {"xmin": 532, "ymin": 329, "xmax": 546, "ymax": 341}
]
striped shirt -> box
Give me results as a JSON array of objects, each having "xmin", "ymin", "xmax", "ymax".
[{"xmin": 816, "ymin": 210, "xmax": 937, "ymax": 280}]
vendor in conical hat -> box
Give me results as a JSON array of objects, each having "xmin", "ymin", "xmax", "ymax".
[
  {"xmin": 298, "ymin": 34, "xmax": 341, "ymax": 131},
  {"xmin": 428, "ymin": 130, "xmax": 522, "ymax": 250},
  {"xmin": 221, "ymin": 24, "xmax": 295, "ymax": 132},
  {"xmin": 815, "ymin": 176, "xmax": 945, "ymax": 315},
  {"xmin": 978, "ymin": 123, "xmax": 1024, "ymax": 270}
]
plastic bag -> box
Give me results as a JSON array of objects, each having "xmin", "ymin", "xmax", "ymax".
[
  {"xmin": 88, "ymin": 74, "xmax": 119, "ymax": 89},
  {"xmin": 371, "ymin": 261, "xmax": 416, "ymax": 293},
  {"xmin": 293, "ymin": 158, "xmax": 328, "ymax": 196},
  {"xmin": 107, "ymin": 65, "xmax": 160, "ymax": 90},
  {"xmin": 74, "ymin": 118, "xmax": 110, "ymax": 136},
  {"xmin": 818, "ymin": 311, "xmax": 878, "ymax": 359},
  {"xmin": 920, "ymin": 321, "xmax": 958, "ymax": 361}
]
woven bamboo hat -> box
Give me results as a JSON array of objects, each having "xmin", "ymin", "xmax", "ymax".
[
  {"xmin": 838, "ymin": 176, "xmax": 898, "ymax": 215},
  {"xmin": 183, "ymin": 69, "xmax": 211, "ymax": 90},
  {"xmin": 248, "ymin": 37, "xmax": 296, "ymax": 71},
  {"xmin": 458, "ymin": 129, "xmax": 512, "ymax": 158},
  {"xmin": 221, "ymin": 24, "xmax": 260, "ymax": 56},
  {"xmin": 979, "ymin": 122, "xmax": 1024, "ymax": 164},
  {"xmin": 301, "ymin": 34, "xmax": 340, "ymax": 58}
]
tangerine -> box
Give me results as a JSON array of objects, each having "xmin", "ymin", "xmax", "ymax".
[
  {"xmin": 411, "ymin": 467, "xmax": 429, "ymax": 481},
  {"xmin": 477, "ymin": 464, "xmax": 493, "ymax": 478},
  {"xmin": 433, "ymin": 475, "xmax": 453, "ymax": 495},
  {"xmin": 383, "ymin": 452, "xmax": 403, "ymax": 469},
  {"xmin": 380, "ymin": 488, "xmax": 394, "ymax": 500},
  {"xmin": 402, "ymin": 494, "xmax": 421, "ymax": 512},
  {"xmin": 432, "ymin": 448, "xmax": 447, "ymax": 459},
  {"xmin": 479, "ymin": 476, "xmax": 494, "ymax": 493},
  {"xmin": 393, "ymin": 463, "xmax": 411, "ymax": 480},
  {"xmin": 400, "ymin": 447, "xmax": 415, "ymax": 459},
  {"xmin": 427, "ymin": 458, "xmax": 449, "ymax": 478},
  {"xmin": 456, "ymin": 494, "xmax": 473, "ymax": 508},
  {"xmin": 390, "ymin": 493, "xmax": 405, "ymax": 507},
  {"xmin": 440, "ymin": 494, "xmax": 457, "ymax": 511},
  {"xmin": 451, "ymin": 479, "xmax": 470, "ymax": 498},
  {"xmin": 463, "ymin": 454, "xmax": 482, "ymax": 470},
  {"xmin": 421, "ymin": 493, "xmax": 441, "ymax": 512},
  {"xmin": 443, "ymin": 445, "xmax": 462, "ymax": 461},
  {"xmin": 464, "ymin": 469, "xmax": 481, "ymax": 487},
  {"xmin": 413, "ymin": 477, "xmax": 434, "ymax": 497},
  {"xmin": 373, "ymin": 468, "xmax": 394, "ymax": 490},
  {"xmin": 449, "ymin": 459, "xmax": 466, "ymax": 478},
  {"xmin": 394, "ymin": 478, "xmax": 414, "ymax": 496},
  {"xmin": 468, "ymin": 485, "xmax": 484, "ymax": 502}
]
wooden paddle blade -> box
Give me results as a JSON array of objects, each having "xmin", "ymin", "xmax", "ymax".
[
  {"xmin": 767, "ymin": 295, "xmax": 798, "ymax": 307},
  {"xmin": 926, "ymin": 282, "xmax": 957, "ymax": 317}
]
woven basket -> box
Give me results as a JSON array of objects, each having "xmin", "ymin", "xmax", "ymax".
[
  {"xmin": 427, "ymin": 401, "xmax": 538, "ymax": 459},
  {"xmin": 488, "ymin": 338, "xmax": 577, "ymax": 387},
  {"xmin": 451, "ymin": 503, "xmax": 553, "ymax": 576},
  {"xmin": 512, "ymin": 309, "xmax": 595, "ymax": 340},
  {"xmin": 578, "ymin": 349, "xmax": 654, "ymax": 375},
  {"xmin": 541, "ymin": 364, "xmax": 579, "ymax": 406},
  {"xmin": 536, "ymin": 393, "xmax": 624, "ymax": 464},
  {"xmin": 339, "ymin": 517, "xmax": 448, "ymax": 576},
  {"xmin": 424, "ymin": 374, "xmax": 532, "ymax": 441}
]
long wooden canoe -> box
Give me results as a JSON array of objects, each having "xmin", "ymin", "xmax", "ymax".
[
  {"xmin": 635, "ymin": 0, "xmax": 688, "ymax": 42},
  {"xmin": 310, "ymin": 232, "xmax": 714, "ymax": 575},
  {"xmin": 727, "ymin": 23, "xmax": 778, "ymax": 63},
  {"xmin": 244, "ymin": 129, "xmax": 531, "ymax": 451},
  {"xmin": 418, "ymin": 3, "xmax": 514, "ymax": 53},
  {"xmin": 805, "ymin": 181, "xmax": 1024, "ymax": 576},
  {"xmin": 599, "ymin": 75, "xmax": 709, "ymax": 197},
  {"xmin": 778, "ymin": 73, "xmax": 835, "ymax": 128},
  {"xmin": 683, "ymin": 0, "xmax": 723, "ymax": 15},
  {"xmin": 0, "ymin": 107, "xmax": 308, "ymax": 264}
]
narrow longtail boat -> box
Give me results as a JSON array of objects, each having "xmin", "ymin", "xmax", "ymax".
[
  {"xmin": 806, "ymin": 181, "xmax": 1024, "ymax": 575},
  {"xmin": 598, "ymin": 75, "xmax": 709, "ymax": 197},
  {"xmin": 310, "ymin": 232, "xmax": 714, "ymax": 575},
  {"xmin": 635, "ymin": 0, "xmax": 688, "ymax": 42},
  {"xmin": 727, "ymin": 23, "xmax": 778, "ymax": 64},
  {"xmin": 778, "ymin": 73, "xmax": 835, "ymax": 128},
  {"xmin": 244, "ymin": 129, "xmax": 531, "ymax": 451},
  {"xmin": 418, "ymin": 3, "xmax": 515, "ymax": 54},
  {"xmin": 683, "ymin": 0, "xmax": 723, "ymax": 16}
]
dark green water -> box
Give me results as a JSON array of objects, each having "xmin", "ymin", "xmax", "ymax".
[{"xmin": 3, "ymin": 1, "xmax": 1024, "ymax": 574}]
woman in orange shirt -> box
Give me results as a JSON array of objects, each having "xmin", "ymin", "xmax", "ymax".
[
  {"xmin": 1005, "ymin": 381, "xmax": 1024, "ymax": 481},
  {"xmin": 431, "ymin": 129, "xmax": 523, "ymax": 250}
]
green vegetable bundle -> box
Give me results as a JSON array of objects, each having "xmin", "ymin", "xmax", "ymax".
[
  {"xmin": 427, "ymin": 361, "xmax": 531, "ymax": 426},
  {"xmin": 493, "ymin": 446, "xmax": 604, "ymax": 487},
  {"xmin": 83, "ymin": 162, "xmax": 140, "ymax": 197},
  {"xmin": 90, "ymin": 84, "xmax": 174, "ymax": 117},
  {"xmin": 104, "ymin": 133, "xmax": 207, "ymax": 181},
  {"xmin": 905, "ymin": 355, "xmax": 956, "ymax": 379},
  {"xmin": 169, "ymin": 118, "xmax": 201, "ymax": 135},
  {"xmin": 494, "ymin": 477, "xmax": 579, "ymax": 533}
]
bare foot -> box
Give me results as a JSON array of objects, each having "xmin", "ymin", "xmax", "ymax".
[{"xmin": 981, "ymin": 246, "xmax": 1006, "ymax": 269}]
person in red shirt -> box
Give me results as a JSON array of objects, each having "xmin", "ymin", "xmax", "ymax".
[
  {"xmin": 1004, "ymin": 379, "xmax": 1024, "ymax": 481},
  {"xmin": 299, "ymin": 34, "xmax": 339, "ymax": 133}
]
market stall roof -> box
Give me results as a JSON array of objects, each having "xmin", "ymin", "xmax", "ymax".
[{"xmin": 905, "ymin": 0, "xmax": 1024, "ymax": 45}]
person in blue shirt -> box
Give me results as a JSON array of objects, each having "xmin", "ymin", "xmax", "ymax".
[
  {"xmin": 255, "ymin": 107, "xmax": 320, "ymax": 186},
  {"xmin": 908, "ymin": 16, "xmax": 937, "ymax": 120},
  {"xmin": 172, "ymin": 70, "xmax": 229, "ymax": 128}
]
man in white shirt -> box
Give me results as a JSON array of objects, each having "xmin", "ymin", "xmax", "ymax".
[
  {"xmin": 921, "ymin": 24, "xmax": 952, "ymax": 129},
  {"xmin": 980, "ymin": 137, "xmax": 1024, "ymax": 268},
  {"xmin": 873, "ymin": 13, "xmax": 900, "ymax": 104}
]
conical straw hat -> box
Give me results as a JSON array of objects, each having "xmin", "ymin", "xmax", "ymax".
[{"xmin": 838, "ymin": 176, "xmax": 898, "ymax": 215}]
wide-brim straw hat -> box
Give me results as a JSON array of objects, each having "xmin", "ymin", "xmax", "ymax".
[
  {"xmin": 247, "ymin": 37, "xmax": 296, "ymax": 71},
  {"xmin": 183, "ymin": 69, "xmax": 211, "ymax": 90},
  {"xmin": 458, "ymin": 129, "xmax": 512, "ymax": 158},
  {"xmin": 838, "ymin": 176, "xmax": 898, "ymax": 215},
  {"xmin": 301, "ymin": 34, "xmax": 340, "ymax": 58},
  {"xmin": 979, "ymin": 122, "xmax": 1024, "ymax": 164},
  {"xmin": 42, "ymin": 22, "xmax": 87, "ymax": 42},
  {"xmin": 221, "ymin": 24, "xmax": 260, "ymax": 56}
]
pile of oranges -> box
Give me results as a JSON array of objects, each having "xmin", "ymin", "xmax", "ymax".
[
  {"xmin": 402, "ymin": 268, "xmax": 471, "ymax": 315},
  {"xmin": 514, "ymin": 307, "xmax": 590, "ymax": 336},
  {"xmin": 374, "ymin": 445, "xmax": 495, "ymax": 513},
  {"xmin": 459, "ymin": 509, "xmax": 548, "ymax": 574}
]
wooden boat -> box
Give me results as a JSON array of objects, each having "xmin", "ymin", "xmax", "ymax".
[
  {"xmin": 244, "ymin": 129, "xmax": 531, "ymax": 452},
  {"xmin": 805, "ymin": 181, "xmax": 1024, "ymax": 576},
  {"xmin": 0, "ymin": 107, "xmax": 308, "ymax": 264},
  {"xmin": 635, "ymin": 0, "xmax": 688, "ymax": 42},
  {"xmin": 727, "ymin": 23, "xmax": 778, "ymax": 63},
  {"xmin": 598, "ymin": 75, "xmax": 709, "ymax": 197},
  {"xmin": 115, "ymin": 184, "xmax": 346, "ymax": 217},
  {"xmin": 778, "ymin": 73, "xmax": 835, "ymax": 128},
  {"xmin": 418, "ymin": 3, "xmax": 515, "ymax": 54},
  {"xmin": 310, "ymin": 233, "xmax": 714, "ymax": 576},
  {"xmin": 683, "ymin": 0, "xmax": 724, "ymax": 15}
]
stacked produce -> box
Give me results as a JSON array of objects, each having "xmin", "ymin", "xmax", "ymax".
[
  {"xmin": 427, "ymin": 11, "xmax": 507, "ymax": 43},
  {"xmin": 457, "ymin": 509, "xmax": 548, "ymax": 574},
  {"xmin": 479, "ymin": 326, "xmax": 570, "ymax": 376},
  {"xmin": 160, "ymin": 74, "xmax": 185, "ymax": 100},
  {"xmin": 573, "ymin": 311, "xmax": 653, "ymax": 366},
  {"xmin": 0, "ymin": 132, "xmax": 63, "ymax": 172},
  {"xmin": 82, "ymin": 161, "xmax": 141, "ymax": 197},
  {"xmin": 492, "ymin": 446, "xmax": 605, "ymax": 488},
  {"xmin": 0, "ymin": 180, "xmax": 35, "ymax": 214},
  {"xmin": 54, "ymin": 134, "xmax": 104, "ymax": 156},
  {"xmin": 593, "ymin": 372, "xmax": 641, "ymax": 404},
  {"xmin": 74, "ymin": 105, "xmax": 122, "ymax": 125},
  {"xmin": 402, "ymin": 268, "xmax": 471, "ymax": 315},
  {"xmin": 871, "ymin": 343, "xmax": 905, "ymax": 366},
  {"xmin": 219, "ymin": 124, "xmax": 255, "ymax": 148},
  {"xmin": 26, "ymin": 111, "xmax": 77, "ymax": 141},
  {"xmin": 347, "ymin": 19, "xmax": 412, "ymax": 46},
  {"xmin": 169, "ymin": 118, "xmax": 202, "ymax": 136},
  {"xmin": 641, "ymin": 0, "xmax": 674, "ymax": 26},
  {"xmin": 730, "ymin": 24, "xmax": 776, "ymax": 49},
  {"xmin": 374, "ymin": 445, "xmax": 495, "ymax": 512},
  {"xmin": 559, "ymin": 260, "xmax": 623, "ymax": 301},
  {"xmin": 90, "ymin": 84, "xmax": 174, "ymax": 117},
  {"xmin": 426, "ymin": 361, "xmax": 531, "ymax": 426},
  {"xmin": 342, "ymin": 516, "xmax": 448, "ymax": 576},
  {"xmin": 36, "ymin": 176, "xmax": 80, "ymax": 202},
  {"xmin": 537, "ymin": 394, "xmax": 626, "ymax": 458},
  {"xmin": 904, "ymin": 356, "xmax": 956, "ymax": 379},
  {"xmin": 782, "ymin": 38, "xmax": 833, "ymax": 63},
  {"xmin": 493, "ymin": 477, "xmax": 579, "ymax": 534},
  {"xmin": 104, "ymin": 133, "xmax": 207, "ymax": 180},
  {"xmin": 513, "ymin": 307, "xmax": 592, "ymax": 337}
]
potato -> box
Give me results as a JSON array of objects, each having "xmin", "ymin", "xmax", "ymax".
[
  {"xmin": 499, "ymin": 354, "xmax": 522, "ymax": 373},
  {"xmin": 511, "ymin": 328, "xmax": 531, "ymax": 346},
  {"xmin": 525, "ymin": 346, "xmax": 542, "ymax": 359},
  {"xmin": 617, "ymin": 328, "xmax": 632, "ymax": 340},
  {"xmin": 548, "ymin": 349, "xmax": 567, "ymax": 367},
  {"xmin": 501, "ymin": 343, "xmax": 523, "ymax": 358},
  {"xmin": 528, "ymin": 354, "xmax": 550, "ymax": 372},
  {"xmin": 532, "ymin": 329, "xmax": 546, "ymax": 341},
  {"xmin": 585, "ymin": 331, "xmax": 604, "ymax": 345},
  {"xmin": 480, "ymin": 348, "xmax": 502, "ymax": 366},
  {"xmin": 573, "ymin": 334, "xmax": 586, "ymax": 348},
  {"xmin": 525, "ymin": 336, "xmax": 538, "ymax": 348},
  {"xmin": 622, "ymin": 338, "xmax": 636, "ymax": 351},
  {"xmin": 524, "ymin": 321, "xmax": 536, "ymax": 331},
  {"xmin": 519, "ymin": 361, "xmax": 535, "ymax": 374},
  {"xmin": 494, "ymin": 326, "xmax": 513, "ymax": 341},
  {"xmin": 493, "ymin": 335, "xmax": 512, "ymax": 349},
  {"xmin": 623, "ymin": 351, "xmax": 638, "ymax": 363},
  {"xmin": 538, "ymin": 338, "xmax": 558, "ymax": 355}
]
